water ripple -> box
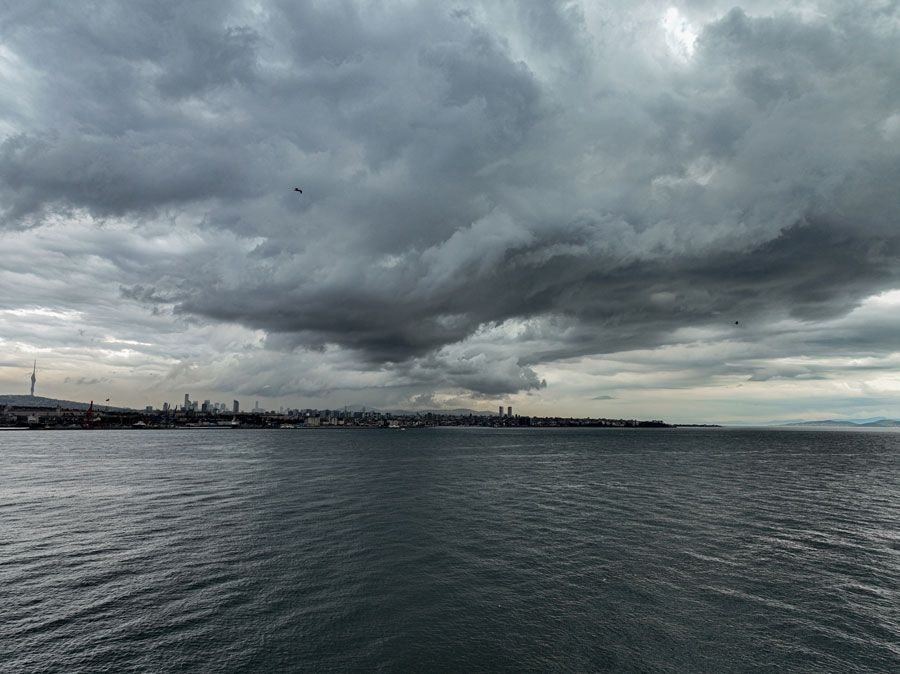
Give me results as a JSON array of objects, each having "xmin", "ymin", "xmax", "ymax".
[{"xmin": 1, "ymin": 427, "xmax": 898, "ymax": 671}]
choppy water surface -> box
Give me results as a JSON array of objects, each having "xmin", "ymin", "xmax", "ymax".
[{"xmin": 2, "ymin": 427, "xmax": 899, "ymax": 672}]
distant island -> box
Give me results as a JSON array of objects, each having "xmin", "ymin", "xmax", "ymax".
[{"xmin": 783, "ymin": 417, "xmax": 900, "ymax": 428}]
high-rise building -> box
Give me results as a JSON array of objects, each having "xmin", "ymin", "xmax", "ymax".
[
  {"xmin": 30, "ymin": 360, "xmax": 36, "ymax": 397},
  {"xmin": 507, "ymin": 405, "xmax": 513, "ymax": 418},
  {"xmin": 498, "ymin": 406, "xmax": 503, "ymax": 416},
  {"xmin": 184, "ymin": 393, "xmax": 190, "ymax": 410},
  {"xmin": 202, "ymin": 399, "xmax": 210, "ymax": 413},
  {"xmin": 162, "ymin": 402, "xmax": 169, "ymax": 412},
  {"xmin": 233, "ymin": 400, "xmax": 240, "ymax": 414}
]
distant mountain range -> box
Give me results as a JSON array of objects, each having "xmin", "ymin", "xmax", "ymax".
[
  {"xmin": 783, "ymin": 417, "xmax": 900, "ymax": 428},
  {"xmin": 0, "ymin": 395, "xmax": 130, "ymax": 411}
]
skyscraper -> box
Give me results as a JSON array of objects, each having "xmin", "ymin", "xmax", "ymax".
[
  {"xmin": 30, "ymin": 360, "xmax": 36, "ymax": 396},
  {"xmin": 507, "ymin": 405, "xmax": 513, "ymax": 418},
  {"xmin": 233, "ymin": 400, "xmax": 240, "ymax": 414},
  {"xmin": 499, "ymin": 405, "xmax": 503, "ymax": 416}
]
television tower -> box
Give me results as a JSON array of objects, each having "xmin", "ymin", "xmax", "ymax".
[{"xmin": 30, "ymin": 360, "xmax": 36, "ymax": 396}]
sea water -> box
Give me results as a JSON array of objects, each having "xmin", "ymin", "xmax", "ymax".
[{"xmin": 2, "ymin": 427, "xmax": 898, "ymax": 671}]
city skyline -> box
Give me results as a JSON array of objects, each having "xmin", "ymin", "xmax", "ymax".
[
  {"xmin": 11, "ymin": 362, "xmax": 523, "ymax": 417},
  {"xmin": 2, "ymin": 2, "xmax": 900, "ymax": 424}
]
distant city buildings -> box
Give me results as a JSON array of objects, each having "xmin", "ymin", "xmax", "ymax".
[
  {"xmin": 0, "ymin": 378, "xmax": 673, "ymax": 429},
  {"xmin": 7, "ymin": 357, "xmax": 671, "ymax": 430},
  {"xmin": 0, "ymin": 402, "xmax": 672, "ymax": 430}
]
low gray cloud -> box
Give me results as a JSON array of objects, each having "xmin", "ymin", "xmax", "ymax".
[
  {"xmin": 1, "ymin": 1, "xmax": 899, "ymax": 415},
  {"xmin": 64, "ymin": 376, "xmax": 109, "ymax": 386}
]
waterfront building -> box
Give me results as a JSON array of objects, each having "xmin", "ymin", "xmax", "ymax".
[
  {"xmin": 233, "ymin": 400, "xmax": 240, "ymax": 414},
  {"xmin": 499, "ymin": 406, "xmax": 503, "ymax": 416},
  {"xmin": 507, "ymin": 405, "xmax": 513, "ymax": 418},
  {"xmin": 184, "ymin": 394, "xmax": 190, "ymax": 410}
]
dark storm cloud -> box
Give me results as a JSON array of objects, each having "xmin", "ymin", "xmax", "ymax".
[
  {"xmin": 2, "ymin": 1, "xmax": 899, "ymax": 397},
  {"xmin": 0, "ymin": 0, "xmax": 265, "ymax": 226},
  {"xmin": 0, "ymin": 131, "xmax": 255, "ymax": 222}
]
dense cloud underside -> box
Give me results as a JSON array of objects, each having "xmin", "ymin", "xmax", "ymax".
[{"xmin": 1, "ymin": 1, "xmax": 899, "ymax": 415}]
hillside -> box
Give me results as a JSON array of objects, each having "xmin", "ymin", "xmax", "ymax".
[{"xmin": 0, "ymin": 395, "xmax": 130, "ymax": 411}]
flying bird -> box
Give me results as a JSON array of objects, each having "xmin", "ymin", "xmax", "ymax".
[
  {"xmin": 293, "ymin": 187, "xmax": 302, "ymax": 193},
  {"xmin": 734, "ymin": 321, "xmax": 740, "ymax": 325}
]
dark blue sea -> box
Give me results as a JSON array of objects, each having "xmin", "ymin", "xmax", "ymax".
[{"xmin": 2, "ymin": 427, "xmax": 899, "ymax": 672}]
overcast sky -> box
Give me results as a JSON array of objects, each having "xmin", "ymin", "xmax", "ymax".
[{"xmin": 1, "ymin": 0, "xmax": 899, "ymax": 423}]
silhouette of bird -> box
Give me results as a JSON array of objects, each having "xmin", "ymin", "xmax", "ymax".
[
  {"xmin": 734, "ymin": 321, "xmax": 740, "ymax": 325},
  {"xmin": 293, "ymin": 187, "xmax": 302, "ymax": 193}
]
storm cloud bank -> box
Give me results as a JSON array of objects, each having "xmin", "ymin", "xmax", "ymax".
[{"xmin": 1, "ymin": 1, "xmax": 899, "ymax": 415}]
